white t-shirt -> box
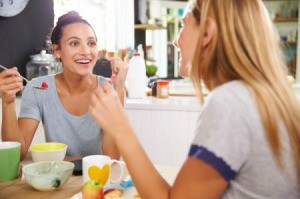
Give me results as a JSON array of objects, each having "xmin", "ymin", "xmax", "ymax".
[
  {"xmin": 19, "ymin": 74, "xmax": 109, "ymax": 157},
  {"xmin": 189, "ymin": 80, "xmax": 299, "ymax": 199}
]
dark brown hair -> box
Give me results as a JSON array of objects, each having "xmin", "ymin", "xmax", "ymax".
[{"xmin": 50, "ymin": 11, "xmax": 97, "ymax": 45}]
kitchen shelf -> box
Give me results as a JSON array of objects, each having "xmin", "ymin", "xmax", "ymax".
[
  {"xmin": 134, "ymin": 24, "xmax": 167, "ymax": 30},
  {"xmin": 273, "ymin": 18, "xmax": 298, "ymax": 22},
  {"xmin": 285, "ymin": 41, "xmax": 297, "ymax": 45},
  {"xmin": 145, "ymin": 58, "xmax": 156, "ymax": 62}
]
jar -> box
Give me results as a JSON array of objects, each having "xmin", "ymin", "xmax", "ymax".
[
  {"xmin": 26, "ymin": 50, "xmax": 56, "ymax": 80},
  {"xmin": 157, "ymin": 80, "xmax": 169, "ymax": 98}
]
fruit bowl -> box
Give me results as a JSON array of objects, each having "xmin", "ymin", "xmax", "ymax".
[
  {"xmin": 29, "ymin": 142, "xmax": 67, "ymax": 162},
  {"xmin": 22, "ymin": 161, "xmax": 74, "ymax": 191}
]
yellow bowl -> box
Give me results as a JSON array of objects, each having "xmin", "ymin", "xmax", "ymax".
[{"xmin": 29, "ymin": 142, "xmax": 67, "ymax": 162}]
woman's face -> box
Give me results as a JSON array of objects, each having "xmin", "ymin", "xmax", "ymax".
[
  {"xmin": 174, "ymin": 10, "xmax": 200, "ymax": 77},
  {"xmin": 54, "ymin": 23, "xmax": 98, "ymax": 76}
]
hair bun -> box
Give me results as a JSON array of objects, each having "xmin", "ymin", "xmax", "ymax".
[{"xmin": 56, "ymin": 11, "xmax": 83, "ymax": 26}]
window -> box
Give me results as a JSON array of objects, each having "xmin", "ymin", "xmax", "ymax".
[{"xmin": 53, "ymin": 0, "xmax": 134, "ymax": 52}]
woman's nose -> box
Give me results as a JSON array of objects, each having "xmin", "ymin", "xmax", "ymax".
[{"xmin": 80, "ymin": 45, "xmax": 90, "ymax": 55}]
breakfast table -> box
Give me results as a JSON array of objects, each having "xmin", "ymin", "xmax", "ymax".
[{"xmin": 0, "ymin": 155, "xmax": 180, "ymax": 199}]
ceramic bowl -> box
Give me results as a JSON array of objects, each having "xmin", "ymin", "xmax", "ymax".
[
  {"xmin": 29, "ymin": 142, "xmax": 67, "ymax": 162},
  {"xmin": 22, "ymin": 161, "xmax": 74, "ymax": 191}
]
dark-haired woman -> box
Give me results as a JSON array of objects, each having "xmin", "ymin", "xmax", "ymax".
[{"xmin": 0, "ymin": 11, "xmax": 127, "ymax": 160}]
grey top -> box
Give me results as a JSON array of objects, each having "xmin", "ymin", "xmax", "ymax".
[
  {"xmin": 188, "ymin": 80, "xmax": 299, "ymax": 199},
  {"xmin": 19, "ymin": 74, "xmax": 109, "ymax": 157}
]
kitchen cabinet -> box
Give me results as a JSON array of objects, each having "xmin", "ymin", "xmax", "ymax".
[
  {"xmin": 134, "ymin": 0, "xmax": 188, "ymax": 78},
  {"xmin": 264, "ymin": 0, "xmax": 299, "ymax": 78},
  {"xmin": 161, "ymin": 1, "xmax": 187, "ymax": 78},
  {"xmin": 134, "ymin": 23, "xmax": 168, "ymax": 77},
  {"xmin": 125, "ymin": 96, "xmax": 202, "ymax": 167}
]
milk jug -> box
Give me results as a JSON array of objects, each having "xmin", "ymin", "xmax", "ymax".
[{"xmin": 127, "ymin": 53, "xmax": 147, "ymax": 98}]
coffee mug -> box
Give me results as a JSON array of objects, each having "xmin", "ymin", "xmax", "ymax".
[
  {"xmin": 0, "ymin": 142, "xmax": 21, "ymax": 182},
  {"xmin": 82, "ymin": 155, "xmax": 124, "ymax": 187}
]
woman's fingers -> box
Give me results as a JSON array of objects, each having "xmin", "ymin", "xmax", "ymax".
[
  {"xmin": 0, "ymin": 67, "xmax": 20, "ymax": 77},
  {"xmin": 0, "ymin": 76, "xmax": 23, "ymax": 85},
  {"xmin": 109, "ymin": 58, "xmax": 121, "ymax": 73},
  {"xmin": 109, "ymin": 58, "xmax": 128, "ymax": 74},
  {"xmin": 101, "ymin": 81, "xmax": 114, "ymax": 93},
  {"xmin": 0, "ymin": 68, "xmax": 24, "ymax": 100}
]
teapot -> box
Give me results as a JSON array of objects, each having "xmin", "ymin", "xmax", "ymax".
[{"xmin": 26, "ymin": 50, "xmax": 60, "ymax": 80}]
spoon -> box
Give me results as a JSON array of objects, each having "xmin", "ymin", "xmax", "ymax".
[{"xmin": 0, "ymin": 65, "xmax": 47, "ymax": 89}]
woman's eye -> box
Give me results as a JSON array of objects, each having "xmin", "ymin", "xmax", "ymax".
[
  {"xmin": 69, "ymin": 41, "xmax": 79, "ymax": 46},
  {"xmin": 88, "ymin": 41, "xmax": 97, "ymax": 47}
]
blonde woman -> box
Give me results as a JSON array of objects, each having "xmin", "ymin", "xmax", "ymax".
[{"xmin": 90, "ymin": 0, "xmax": 300, "ymax": 198}]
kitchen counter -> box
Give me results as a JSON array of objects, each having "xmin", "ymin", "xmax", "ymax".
[
  {"xmin": 125, "ymin": 96, "xmax": 202, "ymax": 111},
  {"xmin": 125, "ymin": 96, "xmax": 202, "ymax": 167},
  {"xmin": 0, "ymin": 96, "xmax": 202, "ymax": 166}
]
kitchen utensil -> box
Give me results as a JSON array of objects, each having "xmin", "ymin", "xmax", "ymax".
[
  {"xmin": 0, "ymin": 64, "xmax": 30, "ymax": 83},
  {"xmin": 0, "ymin": 64, "xmax": 47, "ymax": 89}
]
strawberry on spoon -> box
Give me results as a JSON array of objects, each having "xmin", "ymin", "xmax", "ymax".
[{"xmin": 33, "ymin": 81, "xmax": 48, "ymax": 90}]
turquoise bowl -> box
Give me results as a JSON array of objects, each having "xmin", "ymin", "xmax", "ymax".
[{"xmin": 22, "ymin": 161, "xmax": 74, "ymax": 191}]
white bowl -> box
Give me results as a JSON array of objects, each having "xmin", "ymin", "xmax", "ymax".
[
  {"xmin": 22, "ymin": 161, "xmax": 74, "ymax": 191},
  {"xmin": 29, "ymin": 142, "xmax": 67, "ymax": 162}
]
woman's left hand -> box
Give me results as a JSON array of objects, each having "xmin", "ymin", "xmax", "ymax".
[{"xmin": 109, "ymin": 57, "xmax": 128, "ymax": 90}]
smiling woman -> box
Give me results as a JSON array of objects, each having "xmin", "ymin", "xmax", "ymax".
[{"xmin": 0, "ymin": 11, "xmax": 128, "ymax": 162}]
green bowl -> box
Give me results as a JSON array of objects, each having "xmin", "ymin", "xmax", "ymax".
[{"xmin": 22, "ymin": 161, "xmax": 74, "ymax": 191}]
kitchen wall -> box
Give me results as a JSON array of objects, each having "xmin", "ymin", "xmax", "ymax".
[{"xmin": 0, "ymin": 0, "xmax": 54, "ymax": 78}]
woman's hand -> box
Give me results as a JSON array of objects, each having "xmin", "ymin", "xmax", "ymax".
[
  {"xmin": 108, "ymin": 57, "xmax": 128, "ymax": 90},
  {"xmin": 0, "ymin": 67, "xmax": 24, "ymax": 103},
  {"xmin": 89, "ymin": 82, "xmax": 130, "ymax": 138}
]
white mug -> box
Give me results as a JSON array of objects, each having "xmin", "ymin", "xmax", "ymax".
[{"xmin": 82, "ymin": 155, "xmax": 124, "ymax": 187}]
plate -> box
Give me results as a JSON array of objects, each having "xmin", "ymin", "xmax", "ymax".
[
  {"xmin": 0, "ymin": 0, "xmax": 29, "ymax": 17},
  {"xmin": 70, "ymin": 187, "xmax": 137, "ymax": 199}
]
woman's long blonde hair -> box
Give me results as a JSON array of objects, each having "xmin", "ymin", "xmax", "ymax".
[{"xmin": 190, "ymin": 0, "xmax": 300, "ymax": 182}]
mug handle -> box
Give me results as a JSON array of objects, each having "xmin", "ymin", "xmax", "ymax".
[{"xmin": 110, "ymin": 160, "xmax": 125, "ymax": 184}]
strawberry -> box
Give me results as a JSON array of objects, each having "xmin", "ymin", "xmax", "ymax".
[{"xmin": 41, "ymin": 81, "xmax": 48, "ymax": 89}]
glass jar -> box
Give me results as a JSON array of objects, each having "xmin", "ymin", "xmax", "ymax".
[
  {"xmin": 157, "ymin": 80, "xmax": 169, "ymax": 98},
  {"xmin": 26, "ymin": 50, "xmax": 55, "ymax": 80}
]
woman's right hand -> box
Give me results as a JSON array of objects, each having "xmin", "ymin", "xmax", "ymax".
[
  {"xmin": 0, "ymin": 67, "xmax": 24, "ymax": 103},
  {"xmin": 89, "ymin": 82, "xmax": 131, "ymax": 138}
]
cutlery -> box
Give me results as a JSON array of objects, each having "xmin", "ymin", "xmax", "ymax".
[{"xmin": 0, "ymin": 65, "xmax": 47, "ymax": 89}]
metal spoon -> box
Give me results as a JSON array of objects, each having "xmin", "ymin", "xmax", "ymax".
[{"xmin": 0, "ymin": 65, "xmax": 47, "ymax": 89}]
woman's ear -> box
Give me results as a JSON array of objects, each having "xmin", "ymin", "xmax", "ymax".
[
  {"xmin": 202, "ymin": 17, "xmax": 215, "ymax": 48},
  {"xmin": 53, "ymin": 44, "xmax": 61, "ymax": 58}
]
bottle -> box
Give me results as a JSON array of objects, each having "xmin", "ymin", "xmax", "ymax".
[
  {"xmin": 137, "ymin": 44, "xmax": 144, "ymax": 59},
  {"xmin": 127, "ymin": 53, "xmax": 147, "ymax": 98}
]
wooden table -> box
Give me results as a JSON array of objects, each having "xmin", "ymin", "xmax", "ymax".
[{"xmin": 0, "ymin": 156, "xmax": 179, "ymax": 199}]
